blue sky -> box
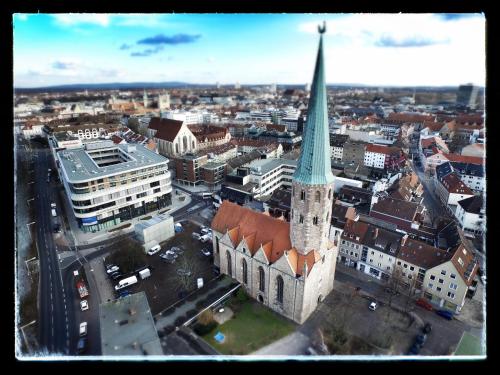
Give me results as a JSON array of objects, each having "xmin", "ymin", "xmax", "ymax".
[{"xmin": 13, "ymin": 13, "xmax": 485, "ymax": 88}]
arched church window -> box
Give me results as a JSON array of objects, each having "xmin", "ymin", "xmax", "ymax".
[
  {"xmin": 300, "ymin": 190, "xmax": 305, "ymax": 201},
  {"xmin": 242, "ymin": 259, "xmax": 248, "ymax": 284},
  {"xmin": 277, "ymin": 275, "xmax": 284, "ymax": 304},
  {"xmin": 328, "ymin": 188, "xmax": 332, "ymax": 199},
  {"xmin": 259, "ymin": 267, "xmax": 265, "ymax": 292},
  {"xmin": 315, "ymin": 191, "xmax": 321, "ymax": 202},
  {"xmin": 299, "ymin": 215, "xmax": 304, "ymax": 224},
  {"xmin": 215, "ymin": 236, "xmax": 220, "ymax": 253},
  {"xmin": 313, "ymin": 216, "xmax": 318, "ymax": 225},
  {"xmin": 226, "ymin": 250, "xmax": 232, "ymax": 276}
]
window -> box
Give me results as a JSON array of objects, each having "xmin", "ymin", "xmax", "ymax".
[
  {"xmin": 313, "ymin": 216, "xmax": 318, "ymax": 225},
  {"xmin": 226, "ymin": 251, "xmax": 232, "ymax": 276},
  {"xmin": 341, "ymin": 240, "xmax": 346, "ymax": 245},
  {"xmin": 215, "ymin": 237, "xmax": 220, "ymax": 254},
  {"xmin": 447, "ymin": 292, "xmax": 455, "ymax": 299},
  {"xmin": 387, "ymin": 266, "xmax": 391, "ymax": 270},
  {"xmin": 371, "ymin": 251, "xmax": 374, "ymax": 255},
  {"xmin": 242, "ymin": 259, "xmax": 248, "ymax": 284},
  {"xmin": 403, "ymin": 264, "xmax": 408, "ymax": 268},
  {"xmin": 458, "ymin": 257, "xmax": 464, "ymax": 266},
  {"xmin": 299, "ymin": 215, "xmax": 304, "ymax": 224},
  {"xmin": 430, "ymin": 275, "xmax": 435, "ymax": 280},
  {"xmin": 428, "ymin": 283, "xmax": 433, "ymax": 289},
  {"xmin": 449, "ymin": 283, "xmax": 458, "ymax": 290},
  {"xmin": 450, "ymin": 273, "xmax": 456, "ymax": 279},
  {"xmin": 408, "ymin": 275, "xmax": 412, "ymax": 279},
  {"xmin": 438, "ymin": 278, "xmax": 444, "ymax": 284},
  {"xmin": 441, "ymin": 270, "xmax": 446, "ymax": 276},
  {"xmin": 328, "ymin": 188, "xmax": 332, "ymax": 199},
  {"xmin": 300, "ymin": 190, "xmax": 305, "ymax": 201},
  {"xmin": 259, "ymin": 267, "xmax": 265, "ymax": 292},
  {"xmin": 410, "ymin": 266, "xmax": 414, "ymax": 271},
  {"xmin": 397, "ymin": 261, "xmax": 401, "ymax": 266},
  {"xmin": 436, "ymin": 287, "xmax": 442, "ymax": 292},
  {"xmin": 315, "ymin": 191, "xmax": 321, "ymax": 202},
  {"xmin": 276, "ymin": 275, "xmax": 284, "ymax": 304}
]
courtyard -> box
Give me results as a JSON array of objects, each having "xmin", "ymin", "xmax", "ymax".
[{"xmin": 201, "ymin": 293, "xmax": 296, "ymax": 355}]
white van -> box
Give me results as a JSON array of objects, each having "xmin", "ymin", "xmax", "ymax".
[
  {"xmin": 51, "ymin": 208, "xmax": 57, "ymax": 217},
  {"xmin": 115, "ymin": 276, "xmax": 138, "ymax": 291},
  {"xmin": 139, "ymin": 268, "xmax": 151, "ymax": 280},
  {"xmin": 147, "ymin": 245, "xmax": 161, "ymax": 256},
  {"xmin": 79, "ymin": 322, "xmax": 88, "ymax": 337}
]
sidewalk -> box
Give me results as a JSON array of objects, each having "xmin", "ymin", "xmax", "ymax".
[{"xmin": 58, "ymin": 184, "xmax": 192, "ymax": 246}]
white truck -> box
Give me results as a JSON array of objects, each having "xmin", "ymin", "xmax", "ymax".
[
  {"xmin": 115, "ymin": 275, "xmax": 138, "ymax": 291},
  {"xmin": 139, "ymin": 268, "xmax": 151, "ymax": 280}
]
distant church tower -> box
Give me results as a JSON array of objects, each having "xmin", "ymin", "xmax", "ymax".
[
  {"xmin": 143, "ymin": 89, "xmax": 149, "ymax": 108},
  {"xmin": 290, "ymin": 23, "xmax": 335, "ymax": 256}
]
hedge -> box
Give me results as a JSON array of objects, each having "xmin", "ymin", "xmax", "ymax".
[{"xmin": 193, "ymin": 321, "xmax": 218, "ymax": 336}]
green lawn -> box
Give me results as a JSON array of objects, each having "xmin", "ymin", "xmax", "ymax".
[
  {"xmin": 202, "ymin": 298, "xmax": 296, "ymax": 355},
  {"xmin": 454, "ymin": 332, "xmax": 484, "ymax": 356}
]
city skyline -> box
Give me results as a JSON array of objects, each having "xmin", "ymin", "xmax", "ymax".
[{"xmin": 14, "ymin": 13, "xmax": 485, "ymax": 88}]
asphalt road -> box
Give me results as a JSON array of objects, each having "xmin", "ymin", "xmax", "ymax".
[{"xmin": 31, "ymin": 145, "xmax": 71, "ymax": 355}]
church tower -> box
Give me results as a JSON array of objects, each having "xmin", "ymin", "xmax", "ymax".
[{"xmin": 290, "ymin": 23, "xmax": 334, "ymax": 255}]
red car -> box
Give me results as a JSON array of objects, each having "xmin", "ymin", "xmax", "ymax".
[{"xmin": 416, "ymin": 298, "xmax": 433, "ymax": 311}]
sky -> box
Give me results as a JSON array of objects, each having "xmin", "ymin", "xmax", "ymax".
[{"xmin": 13, "ymin": 13, "xmax": 486, "ymax": 88}]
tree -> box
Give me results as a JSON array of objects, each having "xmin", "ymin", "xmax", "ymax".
[
  {"xmin": 107, "ymin": 236, "xmax": 147, "ymax": 274},
  {"xmin": 175, "ymin": 252, "xmax": 201, "ymax": 293}
]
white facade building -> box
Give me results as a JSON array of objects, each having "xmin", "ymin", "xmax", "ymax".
[{"xmin": 56, "ymin": 142, "xmax": 172, "ymax": 232}]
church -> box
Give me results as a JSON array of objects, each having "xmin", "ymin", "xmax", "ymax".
[{"xmin": 211, "ymin": 26, "xmax": 338, "ymax": 324}]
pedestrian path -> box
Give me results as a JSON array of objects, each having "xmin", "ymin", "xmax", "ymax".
[{"xmin": 155, "ymin": 277, "xmax": 234, "ymax": 331}]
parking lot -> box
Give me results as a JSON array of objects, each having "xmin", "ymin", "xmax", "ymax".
[{"xmin": 103, "ymin": 221, "xmax": 216, "ymax": 315}]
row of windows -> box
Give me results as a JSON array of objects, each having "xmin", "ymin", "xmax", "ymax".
[
  {"xmin": 294, "ymin": 187, "xmax": 332, "ymax": 202},
  {"xmin": 226, "ymin": 251, "xmax": 284, "ymax": 304}
]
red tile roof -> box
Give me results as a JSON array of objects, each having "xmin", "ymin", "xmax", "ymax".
[
  {"xmin": 420, "ymin": 137, "xmax": 437, "ymax": 149},
  {"xmin": 151, "ymin": 118, "xmax": 185, "ymax": 142},
  {"xmin": 365, "ymin": 144, "xmax": 401, "ymax": 155},
  {"xmin": 440, "ymin": 173, "xmax": 474, "ymax": 195},
  {"xmin": 443, "ymin": 153, "xmax": 484, "ymax": 165}
]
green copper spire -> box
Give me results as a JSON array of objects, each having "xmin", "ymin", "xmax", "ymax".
[{"xmin": 293, "ymin": 23, "xmax": 334, "ymax": 185}]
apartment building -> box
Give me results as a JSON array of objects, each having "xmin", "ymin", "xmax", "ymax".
[{"xmin": 57, "ymin": 141, "xmax": 172, "ymax": 232}]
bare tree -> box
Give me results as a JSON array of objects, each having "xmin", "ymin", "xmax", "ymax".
[{"xmin": 175, "ymin": 253, "xmax": 201, "ymax": 293}]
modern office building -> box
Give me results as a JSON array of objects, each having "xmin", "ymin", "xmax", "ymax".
[
  {"xmin": 456, "ymin": 84, "xmax": 479, "ymax": 109},
  {"xmin": 56, "ymin": 141, "xmax": 172, "ymax": 232}
]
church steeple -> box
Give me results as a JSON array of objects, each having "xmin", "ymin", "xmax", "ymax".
[
  {"xmin": 293, "ymin": 24, "xmax": 334, "ymax": 186},
  {"xmin": 290, "ymin": 23, "xmax": 335, "ymax": 255}
]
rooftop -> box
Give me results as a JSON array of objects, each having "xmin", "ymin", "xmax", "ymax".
[
  {"xmin": 100, "ymin": 292, "xmax": 162, "ymax": 356},
  {"xmin": 57, "ymin": 142, "xmax": 168, "ymax": 182},
  {"xmin": 247, "ymin": 158, "xmax": 297, "ymax": 176}
]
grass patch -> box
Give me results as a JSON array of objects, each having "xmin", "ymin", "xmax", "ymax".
[
  {"xmin": 454, "ymin": 332, "xmax": 483, "ymax": 356},
  {"xmin": 159, "ymin": 208, "xmax": 171, "ymax": 214},
  {"xmin": 201, "ymin": 298, "xmax": 295, "ymax": 355},
  {"xmin": 140, "ymin": 216, "xmax": 153, "ymax": 221}
]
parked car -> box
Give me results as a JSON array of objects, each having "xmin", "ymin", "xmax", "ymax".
[
  {"xmin": 147, "ymin": 245, "xmax": 161, "ymax": 256},
  {"xmin": 407, "ymin": 343, "xmax": 421, "ymax": 355},
  {"xmin": 436, "ymin": 309, "xmax": 454, "ymax": 320},
  {"xmin": 192, "ymin": 232, "xmax": 201, "ymax": 240},
  {"xmin": 170, "ymin": 246, "xmax": 183, "ymax": 254},
  {"xmin": 77, "ymin": 337, "xmax": 88, "ymax": 354},
  {"xmin": 201, "ymin": 248, "xmax": 211, "ymax": 256},
  {"xmin": 160, "ymin": 252, "xmax": 176, "ymax": 263},
  {"xmin": 118, "ymin": 290, "xmax": 131, "ymax": 298},
  {"xmin": 50, "ymin": 202, "xmax": 56, "ymax": 209},
  {"xmin": 200, "ymin": 227, "xmax": 211, "ymax": 235},
  {"xmin": 200, "ymin": 233, "xmax": 212, "ymax": 243},
  {"xmin": 422, "ymin": 323, "xmax": 432, "ymax": 334},
  {"xmin": 110, "ymin": 272, "xmax": 123, "ymax": 281},
  {"xmin": 80, "ymin": 300, "xmax": 89, "ymax": 311},
  {"xmin": 79, "ymin": 322, "xmax": 87, "ymax": 337},
  {"xmin": 416, "ymin": 298, "xmax": 434, "ymax": 311},
  {"xmin": 177, "ymin": 268, "xmax": 192, "ymax": 277},
  {"xmin": 106, "ymin": 265, "xmax": 120, "ymax": 274},
  {"xmin": 415, "ymin": 333, "xmax": 427, "ymax": 347},
  {"xmin": 368, "ymin": 301, "xmax": 378, "ymax": 311}
]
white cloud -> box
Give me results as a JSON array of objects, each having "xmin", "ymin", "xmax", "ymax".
[
  {"xmin": 15, "ymin": 14, "xmax": 28, "ymax": 21},
  {"xmin": 52, "ymin": 14, "xmax": 111, "ymax": 27}
]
